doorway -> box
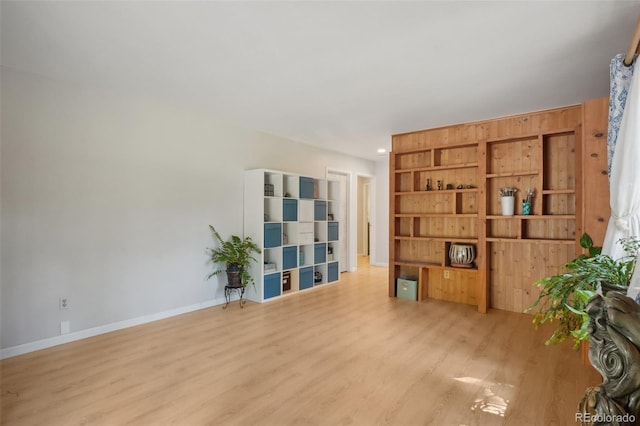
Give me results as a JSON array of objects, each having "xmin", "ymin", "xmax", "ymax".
[{"xmin": 357, "ymin": 175, "xmax": 372, "ymax": 261}]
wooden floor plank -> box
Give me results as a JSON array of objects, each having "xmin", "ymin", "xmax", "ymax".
[{"xmin": 1, "ymin": 257, "xmax": 600, "ymax": 425}]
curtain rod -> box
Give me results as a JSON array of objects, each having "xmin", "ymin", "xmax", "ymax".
[{"xmin": 623, "ymin": 16, "xmax": 640, "ymax": 66}]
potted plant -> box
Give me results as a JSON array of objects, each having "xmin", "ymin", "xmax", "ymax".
[
  {"xmin": 206, "ymin": 225, "xmax": 261, "ymax": 289},
  {"xmin": 526, "ymin": 233, "xmax": 640, "ymax": 350}
]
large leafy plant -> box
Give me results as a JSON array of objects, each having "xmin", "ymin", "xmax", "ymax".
[
  {"xmin": 207, "ymin": 225, "xmax": 261, "ymax": 288},
  {"xmin": 526, "ymin": 233, "xmax": 640, "ymax": 349}
]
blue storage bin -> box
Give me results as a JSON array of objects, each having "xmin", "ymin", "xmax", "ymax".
[
  {"xmin": 300, "ymin": 177, "xmax": 315, "ymax": 199},
  {"xmin": 314, "ymin": 201, "xmax": 327, "ymax": 221},
  {"xmin": 396, "ymin": 277, "xmax": 418, "ymax": 301},
  {"xmin": 299, "ymin": 267, "xmax": 314, "ymax": 290},
  {"xmin": 283, "ymin": 199, "xmax": 298, "ymax": 221},
  {"xmin": 282, "ymin": 246, "xmax": 297, "ymax": 270},
  {"xmin": 314, "ymin": 243, "xmax": 326, "ymax": 264},
  {"xmin": 264, "ymin": 272, "xmax": 281, "ymax": 299},
  {"xmin": 264, "ymin": 223, "xmax": 282, "ymax": 248},
  {"xmin": 328, "ymin": 262, "xmax": 339, "ymax": 282},
  {"xmin": 328, "ymin": 222, "xmax": 339, "ymax": 241}
]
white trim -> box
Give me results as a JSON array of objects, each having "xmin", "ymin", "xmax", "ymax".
[
  {"xmin": 326, "ymin": 168, "xmax": 352, "ymax": 272},
  {"xmin": 0, "ymin": 298, "xmax": 226, "ymax": 359},
  {"xmin": 371, "ymin": 261, "xmax": 389, "ymax": 267},
  {"xmin": 355, "ymin": 173, "xmax": 375, "ymax": 266}
]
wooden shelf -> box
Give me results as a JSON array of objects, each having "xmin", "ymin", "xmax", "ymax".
[
  {"xmin": 486, "ymin": 215, "xmax": 575, "ymax": 220},
  {"xmin": 486, "ymin": 171, "xmax": 540, "ymax": 178},
  {"xmin": 486, "ymin": 237, "xmax": 575, "ymax": 244},
  {"xmin": 485, "ymin": 128, "xmax": 576, "ymax": 144},
  {"xmin": 394, "ymin": 236, "xmax": 478, "ymax": 243},
  {"xmin": 394, "ymin": 188, "xmax": 478, "ymax": 195},
  {"xmin": 542, "ymin": 189, "xmax": 575, "ymax": 194},
  {"xmin": 430, "ymin": 265, "xmax": 479, "ymax": 272},
  {"xmin": 392, "ymin": 141, "xmax": 478, "ymax": 154},
  {"xmin": 395, "ymin": 162, "xmax": 478, "ymax": 173},
  {"xmin": 393, "ymin": 260, "xmax": 441, "ymax": 268},
  {"xmin": 395, "ymin": 213, "xmax": 478, "ymax": 218}
]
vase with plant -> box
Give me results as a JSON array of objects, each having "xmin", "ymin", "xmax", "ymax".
[
  {"xmin": 526, "ymin": 233, "xmax": 640, "ymax": 350},
  {"xmin": 207, "ymin": 225, "xmax": 261, "ymax": 289}
]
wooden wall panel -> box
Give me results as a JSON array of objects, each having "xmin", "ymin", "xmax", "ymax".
[
  {"xmin": 489, "ymin": 242, "xmax": 574, "ymax": 312},
  {"xmin": 427, "ymin": 268, "xmax": 478, "ymax": 305},
  {"xmin": 581, "ymin": 97, "xmax": 611, "ymax": 247}
]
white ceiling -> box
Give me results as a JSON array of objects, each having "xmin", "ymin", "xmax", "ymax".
[{"xmin": 2, "ymin": 1, "xmax": 640, "ymax": 161}]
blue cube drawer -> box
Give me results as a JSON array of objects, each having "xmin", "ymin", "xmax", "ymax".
[
  {"xmin": 328, "ymin": 262, "xmax": 339, "ymax": 282},
  {"xmin": 314, "ymin": 200, "xmax": 327, "ymax": 221},
  {"xmin": 264, "ymin": 223, "xmax": 282, "ymax": 248},
  {"xmin": 396, "ymin": 277, "xmax": 418, "ymax": 301},
  {"xmin": 282, "ymin": 246, "xmax": 297, "ymax": 270},
  {"xmin": 300, "ymin": 177, "xmax": 315, "ymax": 199},
  {"xmin": 299, "ymin": 266, "xmax": 314, "ymax": 290},
  {"xmin": 283, "ymin": 199, "xmax": 298, "ymax": 221},
  {"xmin": 264, "ymin": 272, "xmax": 281, "ymax": 299},
  {"xmin": 328, "ymin": 222, "xmax": 339, "ymax": 241},
  {"xmin": 314, "ymin": 243, "xmax": 326, "ymax": 264}
]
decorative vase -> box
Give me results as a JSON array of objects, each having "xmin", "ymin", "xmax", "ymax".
[
  {"xmin": 501, "ymin": 196, "xmax": 515, "ymax": 216},
  {"xmin": 449, "ymin": 244, "xmax": 476, "ymax": 268}
]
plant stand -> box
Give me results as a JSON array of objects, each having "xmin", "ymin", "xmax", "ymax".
[{"xmin": 223, "ymin": 285, "xmax": 246, "ymax": 309}]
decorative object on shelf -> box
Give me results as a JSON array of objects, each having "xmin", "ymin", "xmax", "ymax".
[
  {"xmin": 314, "ymin": 271, "xmax": 323, "ymax": 283},
  {"xmin": 456, "ymin": 184, "xmax": 464, "ymax": 189},
  {"xmin": 446, "ymin": 184, "xmax": 454, "ymax": 190},
  {"xmin": 207, "ymin": 225, "xmax": 262, "ymax": 309},
  {"xmin": 284, "ymin": 192, "xmax": 291, "ymax": 198},
  {"xmin": 522, "ymin": 188, "xmax": 534, "ymax": 216},
  {"xmin": 425, "ymin": 178, "xmax": 432, "ymax": 191},
  {"xmin": 449, "ymin": 243, "xmax": 476, "ymax": 268},
  {"xmin": 328, "ymin": 246, "xmax": 334, "ymax": 261},
  {"xmin": 282, "ymin": 271, "xmax": 291, "ymax": 292},
  {"xmin": 283, "ymin": 233, "xmax": 288, "ymax": 245},
  {"xmin": 437, "ymin": 180, "xmax": 442, "ymax": 190},
  {"xmin": 264, "ymin": 213, "xmax": 269, "ymax": 222},
  {"xmin": 264, "ymin": 184, "xmax": 274, "ymax": 196},
  {"xmin": 328, "ymin": 213, "xmax": 334, "ymax": 220},
  {"xmin": 578, "ymin": 291, "xmax": 640, "ymax": 425},
  {"xmin": 499, "ymin": 187, "xmax": 517, "ymax": 216},
  {"xmin": 299, "ymin": 251, "xmax": 305, "ymax": 266}
]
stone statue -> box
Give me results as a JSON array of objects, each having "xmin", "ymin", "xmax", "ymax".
[{"xmin": 578, "ymin": 291, "xmax": 640, "ymax": 425}]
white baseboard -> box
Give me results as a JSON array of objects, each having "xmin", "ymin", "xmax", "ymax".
[
  {"xmin": 1, "ymin": 297, "xmax": 226, "ymax": 359},
  {"xmin": 371, "ymin": 261, "xmax": 389, "ymax": 267}
]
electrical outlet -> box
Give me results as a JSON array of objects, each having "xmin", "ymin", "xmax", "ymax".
[
  {"xmin": 444, "ymin": 270, "xmax": 450, "ymax": 279},
  {"xmin": 59, "ymin": 297, "xmax": 69, "ymax": 310}
]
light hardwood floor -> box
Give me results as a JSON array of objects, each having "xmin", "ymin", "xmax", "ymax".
[{"xmin": 2, "ymin": 258, "xmax": 600, "ymax": 425}]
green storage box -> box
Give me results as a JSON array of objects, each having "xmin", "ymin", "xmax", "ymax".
[{"xmin": 396, "ymin": 277, "xmax": 418, "ymax": 301}]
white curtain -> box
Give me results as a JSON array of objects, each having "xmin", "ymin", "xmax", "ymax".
[{"xmin": 602, "ymin": 54, "xmax": 640, "ymax": 300}]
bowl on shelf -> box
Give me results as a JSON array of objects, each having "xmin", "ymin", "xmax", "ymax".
[{"xmin": 449, "ymin": 243, "xmax": 476, "ymax": 268}]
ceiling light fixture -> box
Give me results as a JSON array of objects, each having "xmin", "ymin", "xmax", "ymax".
[{"xmin": 377, "ymin": 148, "xmax": 387, "ymax": 154}]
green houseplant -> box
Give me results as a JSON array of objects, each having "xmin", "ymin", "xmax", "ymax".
[
  {"xmin": 207, "ymin": 225, "xmax": 261, "ymax": 289},
  {"xmin": 526, "ymin": 233, "xmax": 640, "ymax": 349}
]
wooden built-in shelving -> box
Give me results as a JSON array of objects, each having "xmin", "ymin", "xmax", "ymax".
[{"xmin": 390, "ymin": 105, "xmax": 589, "ymax": 314}]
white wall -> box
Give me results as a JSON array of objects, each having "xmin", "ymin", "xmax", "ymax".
[
  {"xmin": 0, "ymin": 67, "xmax": 377, "ymax": 352},
  {"xmin": 372, "ymin": 158, "xmax": 389, "ymax": 267}
]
